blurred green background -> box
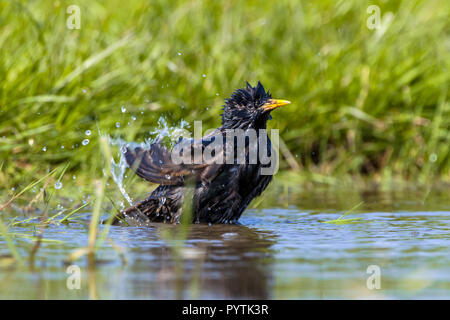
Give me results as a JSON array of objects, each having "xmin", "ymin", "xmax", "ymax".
[{"xmin": 0, "ymin": 0, "xmax": 449, "ymax": 190}]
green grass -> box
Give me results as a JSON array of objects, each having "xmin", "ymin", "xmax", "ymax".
[
  {"xmin": 322, "ymin": 201, "xmax": 369, "ymax": 225},
  {"xmin": 0, "ymin": 0, "xmax": 449, "ymax": 192}
]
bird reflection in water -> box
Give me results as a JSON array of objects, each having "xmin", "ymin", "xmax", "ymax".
[{"xmin": 115, "ymin": 222, "xmax": 276, "ymax": 299}]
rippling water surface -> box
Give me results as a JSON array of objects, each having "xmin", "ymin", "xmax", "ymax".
[{"xmin": 0, "ymin": 184, "xmax": 449, "ymax": 299}]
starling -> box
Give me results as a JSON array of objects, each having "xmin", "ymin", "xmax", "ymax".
[{"xmin": 115, "ymin": 81, "xmax": 290, "ymax": 225}]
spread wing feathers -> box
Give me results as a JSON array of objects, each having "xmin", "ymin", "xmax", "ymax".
[{"xmin": 124, "ymin": 136, "xmax": 224, "ymax": 186}]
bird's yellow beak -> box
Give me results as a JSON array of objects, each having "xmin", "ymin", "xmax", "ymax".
[{"xmin": 261, "ymin": 99, "xmax": 291, "ymax": 111}]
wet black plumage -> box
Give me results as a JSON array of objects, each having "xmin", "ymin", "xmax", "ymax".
[{"xmin": 115, "ymin": 81, "xmax": 290, "ymax": 225}]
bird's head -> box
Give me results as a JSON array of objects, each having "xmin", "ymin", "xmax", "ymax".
[{"xmin": 221, "ymin": 81, "xmax": 290, "ymax": 129}]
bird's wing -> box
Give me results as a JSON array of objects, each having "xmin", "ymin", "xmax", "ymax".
[{"xmin": 124, "ymin": 132, "xmax": 225, "ymax": 186}]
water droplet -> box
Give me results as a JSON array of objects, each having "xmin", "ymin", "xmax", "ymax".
[
  {"xmin": 42, "ymin": 147, "xmax": 47, "ymax": 151},
  {"xmin": 121, "ymin": 106, "xmax": 126, "ymax": 113},
  {"xmin": 55, "ymin": 181, "xmax": 62, "ymax": 189},
  {"xmin": 85, "ymin": 130, "xmax": 91, "ymax": 136},
  {"xmin": 11, "ymin": 187, "xmax": 15, "ymax": 191},
  {"xmin": 115, "ymin": 122, "xmax": 121, "ymax": 128},
  {"xmin": 61, "ymin": 145, "xmax": 64, "ymax": 149},
  {"xmin": 131, "ymin": 116, "xmax": 136, "ymax": 121},
  {"xmin": 429, "ymin": 153, "xmax": 438, "ymax": 162},
  {"xmin": 202, "ymin": 74, "xmax": 206, "ymax": 78},
  {"xmin": 177, "ymin": 52, "xmax": 182, "ymax": 56},
  {"xmin": 82, "ymin": 89, "xmax": 87, "ymax": 93},
  {"xmin": 222, "ymin": 232, "xmax": 238, "ymax": 239},
  {"xmin": 73, "ymin": 175, "xmax": 76, "ymax": 180},
  {"xmin": 82, "ymin": 139, "xmax": 89, "ymax": 146},
  {"xmin": 216, "ymin": 93, "xmax": 219, "ymax": 96}
]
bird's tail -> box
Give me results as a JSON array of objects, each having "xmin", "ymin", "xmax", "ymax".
[{"xmin": 111, "ymin": 195, "xmax": 176, "ymax": 226}]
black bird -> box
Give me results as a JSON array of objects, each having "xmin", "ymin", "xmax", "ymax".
[{"xmin": 115, "ymin": 81, "xmax": 290, "ymax": 225}]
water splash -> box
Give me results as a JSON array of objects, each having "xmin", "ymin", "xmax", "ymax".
[
  {"xmin": 109, "ymin": 137, "xmax": 134, "ymax": 206},
  {"xmin": 148, "ymin": 116, "xmax": 190, "ymax": 148},
  {"xmin": 105, "ymin": 115, "xmax": 191, "ymax": 207}
]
